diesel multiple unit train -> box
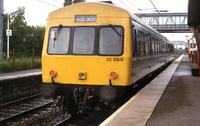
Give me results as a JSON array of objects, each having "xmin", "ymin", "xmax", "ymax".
[{"xmin": 40, "ymin": 2, "xmax": 174, "ymax": 112}]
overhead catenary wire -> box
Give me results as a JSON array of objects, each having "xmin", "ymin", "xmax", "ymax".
[
  {"xmin": 54, "ymin": 0, "xmax": 64, "ymax": 4},
  {"xmin": 37, "ymin": 0, "xmax": 60, "ymax": 8},
  {"xmin": 118, "ymin": 0, "xmax": 135, "ymax": 13},
  {"xmin": 149, "ymin": 0, "xmax": 160, "ymax": 14},
  {"xmin": 127, "ymin": 0, "xmax": 142, "ymax": 12}
]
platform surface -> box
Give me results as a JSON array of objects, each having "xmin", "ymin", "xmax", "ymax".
[
  {"xmin": 146, "ymin": 55, "xmax": 200, "ymax": 126},
  {"xmin": 0, "ymin": 69, "xmax": 42, "ymax": 81},
  {"xmin": 100, "ymin": 54, "xmax": 200, "ymax": 126}
]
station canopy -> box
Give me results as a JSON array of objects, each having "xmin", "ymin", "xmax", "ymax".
[{"xmin": 188, "ymin": 0, "xmax": 200, "ymax": 27}]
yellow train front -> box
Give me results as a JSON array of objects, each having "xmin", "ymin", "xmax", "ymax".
[
  {"xmin": 40, "ymin": 2, "xmax": 132, "ymax": 108},
  {"xmin": 41, "ymin": 2, "xmax": 174, "ymax": 111}
]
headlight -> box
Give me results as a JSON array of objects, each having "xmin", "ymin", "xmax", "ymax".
[
  {"xmin": 50, "ymin": 70, "xmax": 57, "ymax": 77},
  {"xmin": 110, "ymin": 71, "xmax": 117, "ymax": 79},
  {"xmin": 79, "ymin": 72, "xmax": 87, "ymax": 80}
]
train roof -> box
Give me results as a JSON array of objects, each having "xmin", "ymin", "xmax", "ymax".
[
  {"xmin": 83, "ymin": 2, "xmax": 165, "ymax": 39},
  {"xmin": 50, "ymin": 2, "xmax": 170, "ymax": 43}
]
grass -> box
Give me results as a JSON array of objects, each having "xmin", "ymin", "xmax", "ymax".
[{"xmin": 0, "ymin": 57, "xmax": 41, "ymax": 73}]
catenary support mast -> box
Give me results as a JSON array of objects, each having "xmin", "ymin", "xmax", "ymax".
[{"xmin": 0, "ymin": 0, "xmax": 3, "ymax": 61}]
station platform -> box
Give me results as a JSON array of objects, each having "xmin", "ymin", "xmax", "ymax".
[
  {"xmin": 0, "ymin": 69, "xmax": 42, "ymax": 81},
  {"xmin": 100, "ymin": 54, "xmax": 200, "ymax": 126}
]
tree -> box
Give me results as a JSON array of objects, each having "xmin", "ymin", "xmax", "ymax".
[
  {"xmin": 9, "ymin": 7, "xmax": 27, "ymax": 56},
  {"xmin": 64, "ymin": 0, "xmax": 85, "ymax": 6},
  {"xmin": 25, "ymin": 25, "xmax": 45, "ymax": 56},
  {"xmin": 3, "ymin": 7, "xmax": 45, "ymax": 58}
]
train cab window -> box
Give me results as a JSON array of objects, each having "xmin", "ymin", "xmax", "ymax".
[
  {"xmin": 99, "ymin": 26, "xmax": 123, "ymax": 55},
  {"xmin": 48, "ymin": 27, "xmax": 70, "ymax": 54},
  {"xmin": 73, "ymin": 27, "xmax": 95, "ymax": 54}
]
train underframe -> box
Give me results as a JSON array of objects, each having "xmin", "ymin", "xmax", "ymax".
[{"xmin": 40, "ymin": 83, "xmax": 129, "ymax": 114}]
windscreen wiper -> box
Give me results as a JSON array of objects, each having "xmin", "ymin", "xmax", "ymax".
[
  {"xmin": 109, "ymin": 24, "xmax": 121, "ymax": 37},
  {"xmin": 53, "ymin": 24, "xmax": 63, "ymax": 48}
]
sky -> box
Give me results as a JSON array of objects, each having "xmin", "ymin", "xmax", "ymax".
[
  {"xmin": 4, "ymin": 0, "xmax": 64, "ymax": 26},
  {"xmin": 3, "ymin": 0, "xmax": 192, "ymax": 41}
]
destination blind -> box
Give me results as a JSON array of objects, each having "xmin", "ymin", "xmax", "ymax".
[{"xmin": 75, "ymin": 15, "xmax": 97, "ymax": 22}]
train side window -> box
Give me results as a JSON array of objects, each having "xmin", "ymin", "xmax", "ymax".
[
  {"xmin": 132, "ymin": 29, "xmax": 136, "ymax": 57},
  {"xmin": 48, "ymin": 27, "xmax": 70, "ymax": 54},
  {"xmin": 161, "ymin": 41, "xmax": 164, "ymax": 54},
  {"xmin": 139, "ymin": 31, "xmax": 145, "ymax": 56},
  {"xmin": 99, "ymin": 26, "xmax": 123, "ymax": 55},
  {"xmin": 73, "ymin": 27, "xmax": 95, "ymax": 54},
  {"xmin": 152, "ymin": 37, "xmax": 155, "ymax": 55},
  {"xmin": 161, "ymin": 41, "xmax": 163, "ymax": 53},
  {"xmin": 145, "ymin": 34, "xmax": 150, "ymax": 55},
  {"xmin": 158, "ymin": 40, "xmax": 160, "ymax": 54},
  {"xmin": 165, "ymin": 41, "xmax": 167, "ymax": 53},
  {"xmin": 154, "ymin": 38, "xmax": 158, "ymax": 54},
  {"xmin": 162, "ymin": 41, "xmax": 165, "ymax": 54},
  {"xmin": 168, "ymin": 44, "xmax": 170, "ymax": 53},
  {"xmin": 149, "ymin": 36, "xmax": 152, "ymax": 55},
  {"xmin": 160, "ymin": 40, "xmax": 162, "ymax": 54},
  {"xmin": 164, "ymin": 41, "xmax": 167, "ymax": 54}
]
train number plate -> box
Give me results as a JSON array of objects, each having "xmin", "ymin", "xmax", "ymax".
[
  {"xmin": 75, "ymin": 15, "xmax": 97, "ymax": 22},
  {"xmin": 106, "ymin": 58, "xmax": 123, "ymax": 62}
]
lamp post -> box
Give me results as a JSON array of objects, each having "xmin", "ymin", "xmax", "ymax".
[
  {"xmin": 185, "ymin": 35, "xmax": 190, "ymax": 58},
  {"xmin": 6, "ymin": 10, "xmax": 20, "ymax": 62},
  {"xmin": 6, "ymin": 13, "xmax": 11, "ymax": 62}
]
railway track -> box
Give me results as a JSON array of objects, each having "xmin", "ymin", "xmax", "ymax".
[{"xmin": 0, "ymin": 94, "xmax": 71, "ymax": 126}]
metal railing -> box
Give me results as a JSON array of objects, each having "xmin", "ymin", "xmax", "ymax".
[{"xmin": 135, "ymin": 13, "xmax": 191, "ymax": 33}]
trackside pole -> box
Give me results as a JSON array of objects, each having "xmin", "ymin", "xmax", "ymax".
[
  {"xmin": 199, "ymin": 27, "xmax": 200, "ymax": 77},
  {"xmin": 192, "ymin": 52, "xmax": 194, "ymax": 63},
  {"xmin": 189, "ymin": 51, "xmax": 191, "ymax": 59},
  {"xmin": 198, "ymin": 28, "xmax": 200, "ymax": 76},
  {"xmin": 0, "ymin": 0, "xmax": 3, "ymax": 61},
  {"xmin": 188, "ymin": 40, "xmax": 190, "ymax": 59}
]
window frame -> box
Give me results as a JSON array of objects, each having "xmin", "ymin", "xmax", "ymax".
[
  {"xmin": 138, "ymin": 31, "xmax": 145, "ymax": 56},
  {"xmin": 72, "ymin": 26, "xmax": 96, "ymax": 55},
  {"xmin": 47, "ymin": 26, "xmax": 71, "ymax": 55},
  {"xmin": 47, "ymin": 25, "xmax": 124, "ymax": 56},
  {"xmin": 98, "ymin": 25, "xmax": 124, "ymax": 56}
]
